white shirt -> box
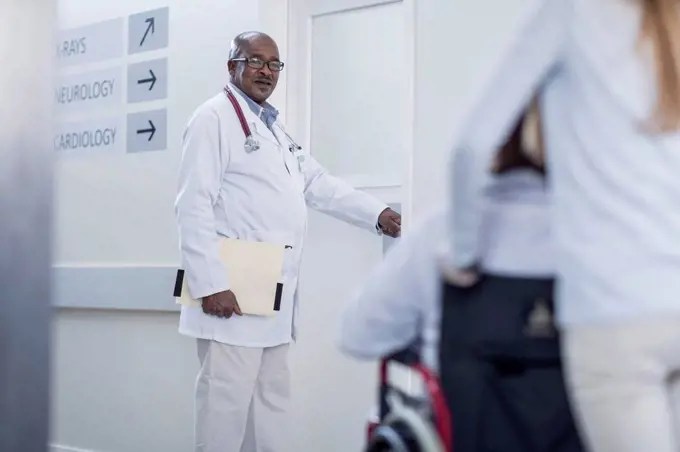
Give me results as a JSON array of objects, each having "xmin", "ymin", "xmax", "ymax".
[
  {"xmin": 339, "ymin": 170, "xmax": 552, "ymax": 369},
  {"xmin": 448, "ymin": 0, "xmax": 680, "ymax": 327}
]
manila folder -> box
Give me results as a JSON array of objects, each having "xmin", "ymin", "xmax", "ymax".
[{"xmin": 176, "ymin": 237, "xmax": 285, "ymax": 316}]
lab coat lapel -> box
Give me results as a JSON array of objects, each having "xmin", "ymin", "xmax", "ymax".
[
  {"xmin": 249, "ymin": 119, "xmax": 280, "ymax": 147},
  {"xmin": 270, "ymin": 121, "xmax": 289, "ymax": 149}
]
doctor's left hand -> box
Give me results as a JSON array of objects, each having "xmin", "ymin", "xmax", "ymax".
[
  {"xmin": 378, "ymin": 208, "xmax": 401, "ymax": 238},
  {"xmin": 202, "ymin": 290, "xmax": 243, "ymax": 319}
]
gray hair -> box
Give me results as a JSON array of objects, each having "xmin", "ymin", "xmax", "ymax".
[{"xmin": 228, "ymin": 31, "xmax": 274, "ymax": 60}]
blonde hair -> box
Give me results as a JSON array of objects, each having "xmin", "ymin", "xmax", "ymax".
[
  {"xmin": 490, "ymin": 97, "xmax": 545, "ymax": 174},
  {"xmin": 640, "ymin": 0, "xmax": 680, "ymax": 132},
  {"xmin": 521, "ymin": 97, "xmax": 544, "ymax": 165}
]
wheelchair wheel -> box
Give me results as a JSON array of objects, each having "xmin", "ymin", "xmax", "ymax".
[{"xmin": 366, "ymin": 400, "xmax": 445, "ymax": 452}]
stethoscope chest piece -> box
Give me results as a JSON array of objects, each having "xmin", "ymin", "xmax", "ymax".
[
  {"xmin": 224, "ymin": 84, "xmax": 304, "ymax": 160},
  {"xmin": 244, "ymin": 135, "xmax": 260, "ymax": 153}
]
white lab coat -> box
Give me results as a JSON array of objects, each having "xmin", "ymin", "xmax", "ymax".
[
  {"xmin": 176, "ymin": 85, "xmax": 388, "ymax": 348},
  {"xmin": 338, "ymin": 169, "xmax": 552, "ymax": 370}
]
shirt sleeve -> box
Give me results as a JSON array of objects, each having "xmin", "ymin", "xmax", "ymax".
[
  {"xmin": 448, "ymin": 0, "xmax": 571, "ymax": 269},
  {"xmin": 337, "ymin": 210, "xmax": 444, "ymax": 360},
  {"xmin": 175, "ymin": 108, "xmax": 230, "ymax": 299}
]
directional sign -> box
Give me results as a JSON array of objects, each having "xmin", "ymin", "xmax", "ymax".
[
  {"xmin": 382, "ymin": 202, "xmax": 402, "ymax": 256},
  {"xmin": 54, "ymin": 116, "xmax": 124, "ymax": 155},
  {"xmin": 127, "ymin": 58, "xmax": 168, "ymax": 103},
  {"xmin": 57, "ymin": 18, "xmax": 124, "ymax": 66},
  {"xmin": 126, "ymin": 109, "xmax": 167, "ymax": 153},
  {"xmin": 55, "ymin": 66, "xmax": 123, "ymax": 114},
  {"xmin": 128, "ymin": 7, "xmax": 169, "ymax": 55}
]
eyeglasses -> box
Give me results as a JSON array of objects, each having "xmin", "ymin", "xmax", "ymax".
[{"xmin": 231, "ymin": 57, "xmax": 285, "ymax": 72}]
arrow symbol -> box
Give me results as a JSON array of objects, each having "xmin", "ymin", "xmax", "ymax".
[
  {"xmin": 136, "ymin": 120, "xmax": 156, "ymax": 142},
  {"xmin": 137, "ymin": 69, "xmax": 157, "ymax": 91},
  {"xmin": 139, "ymin": 17, "xmax": 155, "ymax": 47}
]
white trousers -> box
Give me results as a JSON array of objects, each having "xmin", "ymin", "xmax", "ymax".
[
  {"xmin": 195, "ymin": 340, "xmax": 291, "ymax": 452},
  {"xmin": 563, "ymin": 318, "xmax": 680, "ymax": 452}
]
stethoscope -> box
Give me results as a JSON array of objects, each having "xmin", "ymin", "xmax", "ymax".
[{"xmin": 223, "ymin": 85, "xmax": 304, "ymax": 168}]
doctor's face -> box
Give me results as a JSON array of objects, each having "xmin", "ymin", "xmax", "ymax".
[{"xmin": 229, "ymin": 36, "xmax": 281, "ymax": 104}]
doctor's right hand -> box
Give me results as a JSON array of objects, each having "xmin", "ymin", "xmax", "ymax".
[{"xmin": 202, "ymin": 290, "xmax": 243, "ymax": 318}]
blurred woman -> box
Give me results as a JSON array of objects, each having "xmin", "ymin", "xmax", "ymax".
[{"xmin": 446, "ymin": 1, "xmax": 680, "ymax": 451}]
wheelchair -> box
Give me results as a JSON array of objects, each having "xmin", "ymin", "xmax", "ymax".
[
  {"xmin": 439, "ymin": 276, "xmax": 585, "ymax": 452},
  {"xmin": 365, "ymin": 347, "xmax": 452, "ymax": 452}
]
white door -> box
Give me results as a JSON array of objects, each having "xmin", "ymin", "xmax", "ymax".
[{"xmin": 285, "ymin": 1, "xmax": 414, "ymax": 451}]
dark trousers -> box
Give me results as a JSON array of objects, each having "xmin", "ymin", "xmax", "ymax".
[{"xmin": 439, "ymin": 275, "xmax": 584, "ymax": 452}]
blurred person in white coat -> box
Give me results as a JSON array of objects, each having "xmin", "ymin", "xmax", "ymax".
[
  {"xmin": 175, "ymin": 31, "xmax": 401, "ymax": 452},
  {"xmin": 445, "ymin": 1, "xmax": 680, "ymax": 451},
  {"xmin": 338, "ymin": 105, "xmax": 550, "ymax": 371}
]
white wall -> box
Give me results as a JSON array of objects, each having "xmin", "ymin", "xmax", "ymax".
[
  {"xmin": 51, "ymin": 1, "xmax": 287, "ymax": 451},
  {"xmin": 55, "ymin": 0, "xmax": 268, "ymax": 265},
  {"xmin": 410, "ymin": 0, "xmax": 533, "ymax": 220},
  {"xmin": 51, "ymin": 311, "xmax": 195, "ymax": 452}
]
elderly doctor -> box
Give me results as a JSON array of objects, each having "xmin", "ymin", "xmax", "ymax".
[{"xmin": 175, "ymin": 31, "xmax": 401, "ymax": 452}]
